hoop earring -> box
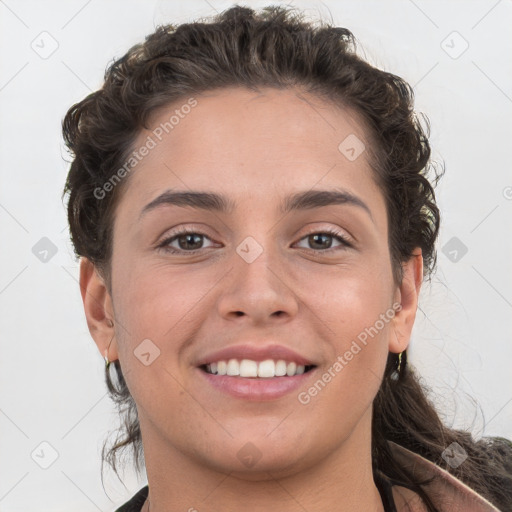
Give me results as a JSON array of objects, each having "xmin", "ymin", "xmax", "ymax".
[
  {"xmin": 104, "ymin": 349, "xmax": 111, "ymax": 370},
  {"xmin": 390, "ymin": 351, "xmax": 403, "ymax": 381},
  {"xmin": 104, "ymin": 319, "xmax": 115, "ymax": 369}
]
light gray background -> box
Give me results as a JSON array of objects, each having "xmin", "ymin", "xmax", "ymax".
[{"xmin": 1, "ymin": 0, "xmax": 511, "ymax": 510}]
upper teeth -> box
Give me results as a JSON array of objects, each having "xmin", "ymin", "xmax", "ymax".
[{"xmin": 205, "ymin": 359, "xmax": 308, "ymax": 378}]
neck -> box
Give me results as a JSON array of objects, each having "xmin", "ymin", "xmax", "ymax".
[{"xmin": 139, "ymin": 408, "xmax": 385, "ymax": 512}]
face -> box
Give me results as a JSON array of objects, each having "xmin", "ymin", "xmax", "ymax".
[{"xmin": 83, "ymin": 86, "xmax": 421, "ymax": 480}]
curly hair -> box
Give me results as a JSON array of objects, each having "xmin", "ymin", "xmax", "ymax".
[{"xmin": 61, "ymin": 5, "xmax": 512, "ymax": 511}]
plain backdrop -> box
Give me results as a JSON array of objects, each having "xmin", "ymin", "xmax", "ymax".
[{"xmin": 0, "ymin": 0, "xmax": 511, "ymax": 510}]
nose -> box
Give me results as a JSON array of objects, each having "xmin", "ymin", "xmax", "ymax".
[{"xmin": 216, "ymin": 241, "xmax": 299, "ymax": 325}]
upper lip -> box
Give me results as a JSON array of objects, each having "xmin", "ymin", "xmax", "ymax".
[{"xmin": 196, "ymin": 344, "xmax": 317, "ymax": 367}]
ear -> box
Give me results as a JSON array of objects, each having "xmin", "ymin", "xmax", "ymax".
[
  {"xmin": 389, "ymin": 248, "xmax": 423, "ymax": 354},
  {"xmin": 79, "ymin": 257, "xmax": 119, "ymax": 362}
]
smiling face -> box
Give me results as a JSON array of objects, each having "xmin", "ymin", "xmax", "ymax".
[{"xmin": 82, "ymin": 86, "xmax": 421, "ymax": 483}]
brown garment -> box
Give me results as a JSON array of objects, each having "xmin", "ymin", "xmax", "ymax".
[{"xmin": 388, "ymin": 441, "xmax": 502, "ymax": 511}]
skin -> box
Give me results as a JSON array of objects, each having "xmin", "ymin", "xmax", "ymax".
[{"xmin": 80, "ymin": 87, "xmax": 425, "ymax": 511}]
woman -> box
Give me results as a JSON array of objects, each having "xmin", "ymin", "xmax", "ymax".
[{"xmin": 61, "ymin": 5, "xmax": 512, "ymax": 512}]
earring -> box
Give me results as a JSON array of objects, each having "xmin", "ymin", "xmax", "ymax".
[
  {"xmin": 104, "ymin": 319, "xmax": 115, "ymax": 369},
  {"xmin": 104, "ymin": 349, "xmax": 111, "ymax": 370},
  {"xmin": 390, "ymin": 351, "xmax": 403, "ymax": 381}
]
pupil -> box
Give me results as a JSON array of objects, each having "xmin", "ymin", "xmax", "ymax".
[
  {"xmin": 310, "ymin": 234, "xmax": 332, "ymax": 249},
  {"xmin": 179, "ymin": 234, "xmax": 202, "ymax": 250}
]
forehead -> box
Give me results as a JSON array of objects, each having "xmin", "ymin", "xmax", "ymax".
[{"xmin": 118, "ymin": 86, "xmax": 384, "ymax": 219}]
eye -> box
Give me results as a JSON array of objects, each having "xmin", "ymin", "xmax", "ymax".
[
  {"xmin": 295, "ymin": 228, "xmax": 353, "ymax": 252},
  {"xmin": 157, "ymin": 228, "xmax": 216, "ymax": 254},
  {"xmin": 156, "ymin": 227, "xmax": 353, "ymax": 255}
]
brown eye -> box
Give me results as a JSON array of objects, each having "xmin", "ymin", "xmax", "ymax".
[
  {"xmin": 308, "ymin": 233, "xmax": 334, "ymax": 250},
  {"xmin": 157, "ymin": 229, "xmax": 216, "ymax": 254},
  {"xmin": 176, "ymin": 233, "xmax": 204, "ymax": 251},
  {"xmin": 295, "ymin": 229, "xmax": 352, "ymax": 252}
]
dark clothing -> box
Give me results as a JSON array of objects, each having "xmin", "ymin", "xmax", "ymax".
[{"xmin": 114, "ymin": 484, "xmax": 148, "ymax": 512}]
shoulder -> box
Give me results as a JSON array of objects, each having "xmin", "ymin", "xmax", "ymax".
[{"xmin": 387, "ymin": 441, "xmax": 502, "ymax": 512}]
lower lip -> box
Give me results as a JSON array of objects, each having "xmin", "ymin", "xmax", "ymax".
[{"xmin": 198, "ymin": 367, "xmax": 317, "ymax": 401}]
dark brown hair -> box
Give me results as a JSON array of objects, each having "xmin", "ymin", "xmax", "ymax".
[{"xmin": 61, "ymin": 5, "xmax": 512, "ymax": 510}]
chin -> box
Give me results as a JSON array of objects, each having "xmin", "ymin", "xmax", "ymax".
[
  {"xmin": 195, "ymin": 433, "xmax": 312, "ymax": 478},
  {"xmin": 219, "ymin": 450, "xmax": 309, "ymax": 481}
]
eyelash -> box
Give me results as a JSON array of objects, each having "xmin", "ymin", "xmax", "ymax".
[{"xmin": 156, "ymin": 227, "xmax": 353, "ymax": 255}]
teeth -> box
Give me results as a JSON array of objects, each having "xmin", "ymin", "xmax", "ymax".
[
  {"xmin": 217, "ymin": 361, "xmax": 227, "ymax": 375},
  {"xmin": 275, "ymin": 360, "xmax": 287, "ymax": 376},
  {"xmin": 257, "ymin": 359, "xmax": 275, "ymax": 378},
  {"xmin": 204, "ymin": 359, "xmax": 310, "ymax": 378},
  {"xmin": 226, "ymin": 359, "xmax": 239, "ymax": 376},
  {"xmin": 286, "ymin": 362, "xmax": 297, "ymax": 376},
  {"xmin": 239, "ymin": 359, "xmax": 258, "ymax": 377}
]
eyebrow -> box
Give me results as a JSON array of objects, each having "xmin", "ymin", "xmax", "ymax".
[{"xmin": 139, "ymin": 189, "xmax": 373, "ymax": 222}]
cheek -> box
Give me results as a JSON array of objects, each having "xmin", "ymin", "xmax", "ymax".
[
  {"xmin": 111, "ymin": 258, "xmax": 221, "ymax": 388},
  {"xmin": 114, "ymin": 256, "xmax": 216, "ymax": 332},
  {"xmin": 299, "ymin": 266, "xmax": 392, "ymax": 400},
  {"xmin": 304, "ymin": 261, "xmax": 392, "ymax": 341}
]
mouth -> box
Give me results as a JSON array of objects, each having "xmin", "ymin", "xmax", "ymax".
[{"xmin": 197, "ymin": 359, "xmax": 318, "ymax": 401}]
